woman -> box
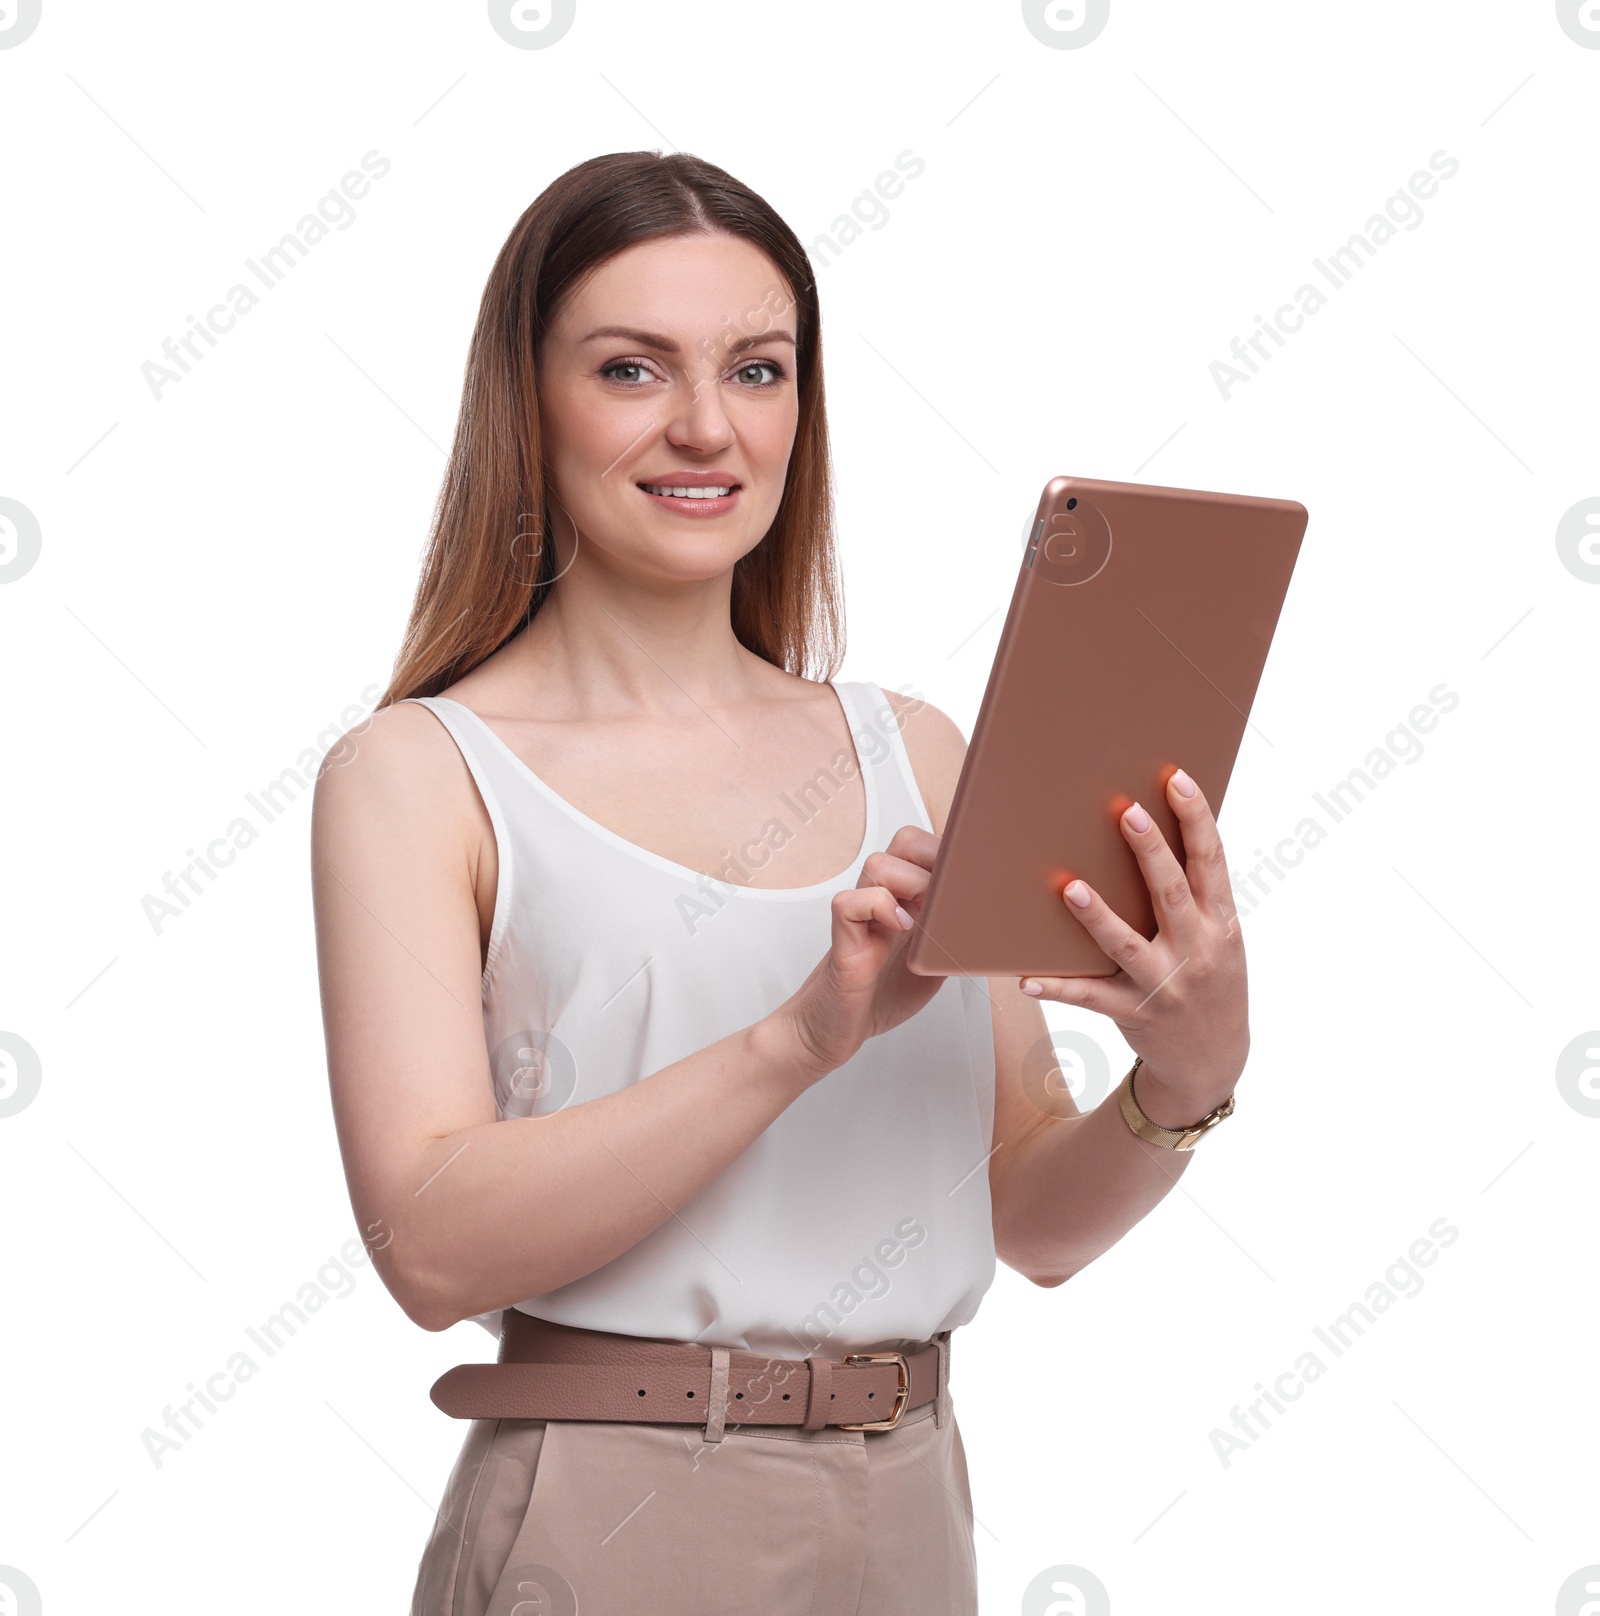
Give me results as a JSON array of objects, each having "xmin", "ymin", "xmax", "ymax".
[{"xmin": 311, "ymin": 150, "xmax": 1249, "ymax": 1616}]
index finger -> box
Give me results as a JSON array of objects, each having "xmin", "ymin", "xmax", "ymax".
[
  {"xmin": 858, "ymin": 846, "xmax": 934, "ymax": 909},
  {"xmin": 883, "ymin": 823, "xmax": 939, "ymax": 873}
]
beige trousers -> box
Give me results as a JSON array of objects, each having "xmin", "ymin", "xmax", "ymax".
[{"xmin": 409, "ymin": 1392, "xmax": 979, "ymax": 1615}]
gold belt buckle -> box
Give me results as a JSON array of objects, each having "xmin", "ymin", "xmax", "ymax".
[{"xmin": 836, "ymin": 1352, "xmax": 910, "ymax": 1430}]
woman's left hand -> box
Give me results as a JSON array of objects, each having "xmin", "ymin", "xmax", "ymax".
[{"xmin": 1019, "ymin": 767, "xmax": 1249, "ymax": 1124}]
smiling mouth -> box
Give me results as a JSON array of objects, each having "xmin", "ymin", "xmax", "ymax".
[{"xmin": 638, "ymin": 481, "xmax": 740, "ymax": 499}]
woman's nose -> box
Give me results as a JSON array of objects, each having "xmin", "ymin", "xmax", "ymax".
[{"xmin": 663, "ymin": 375, "xmax": 736, "ymax": 453}]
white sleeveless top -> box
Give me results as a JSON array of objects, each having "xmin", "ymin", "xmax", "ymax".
[{"xmin": 402, "ymin": 681, "xmax": 997, "ymax": 1356}]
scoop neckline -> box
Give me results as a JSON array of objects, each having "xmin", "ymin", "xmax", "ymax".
[{"xmin": 430, "ymin": 680, "xmax": 878, "ymax": 900}]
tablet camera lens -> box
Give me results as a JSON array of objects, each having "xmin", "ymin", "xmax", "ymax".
[{"xmin": 1039, "ymin": 498, "xmax": 1111, "ymax": 586}]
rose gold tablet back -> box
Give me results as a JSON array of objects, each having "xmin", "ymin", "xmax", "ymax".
[{"xmin": 905, "ymin": 475, "xmax": 1307, "ymax": 978}]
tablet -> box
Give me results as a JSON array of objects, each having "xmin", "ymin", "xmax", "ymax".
[{"xmin": 904, "ymin": 475, "xmax": 1307, "ymax": 978}]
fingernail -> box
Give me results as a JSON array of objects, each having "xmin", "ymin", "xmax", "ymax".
[
  {"xmin": 1064, "ymin": 880, "xmax": 1092, "ymax": 908},
  {"xmin": 1021, "ymin": 979, "xmax": 1043, "ymax": 996},
  {"xmin": 1124, "ymin": 802, "xmax": 1151, "ymax": 833},
  {"xmin": 895, "ymin": 905, "xmax": 915, "ymax": 929},
  {"xmin": 1171, "ymin": 769, "xmax": 1196, "ymax": 798}
]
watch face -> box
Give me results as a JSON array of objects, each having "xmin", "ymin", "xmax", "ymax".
[
  {"xmin": 1185, "ymin": 1097, "xmax": 1236, "ymax": 1145},
  {"xmin": 1118, "ymin": 1066, "xmax": 1236, "ymax": 1148}
]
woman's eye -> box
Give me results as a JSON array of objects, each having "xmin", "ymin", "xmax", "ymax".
[
  {"xmin": 600, "ymin": 360, "xmax": 656, "ymax": 386},
  {"xmin": 733, "ymin": 360, "xmax": 785, "ymax": 387}
]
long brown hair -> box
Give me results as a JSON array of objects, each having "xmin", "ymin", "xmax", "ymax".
[{"xmin": 379, "ymin": 150, "xmax": 843, "ymax": 707}]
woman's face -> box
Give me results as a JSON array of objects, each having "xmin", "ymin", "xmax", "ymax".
[{"xmin": 536, "ymin": 232, "xmax": 800, "ymax": 585}]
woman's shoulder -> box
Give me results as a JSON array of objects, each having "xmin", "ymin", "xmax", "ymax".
[
  {"xmin": 315, "ymin": 693, "xmax": 463, "ymax": 783},
  {"xmin": 871, "ymin": 684, "xmax": 970, "ymax": 839},
  {"xmin": 310, "ymin": 694, "xmax": 487, "ymax": 850}
]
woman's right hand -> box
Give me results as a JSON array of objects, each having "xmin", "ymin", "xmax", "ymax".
[{"xmin": 775, "ymin": 826, "xmax": 947, "ymax": 1083}]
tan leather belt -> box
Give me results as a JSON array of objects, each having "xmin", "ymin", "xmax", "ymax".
[{"xmin": 430, "ymin": 1309, "xmax": 947, "ymax": 1433}]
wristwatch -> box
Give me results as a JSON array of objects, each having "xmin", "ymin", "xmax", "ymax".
[{"xmin": 1116, "ymin": 1056, "xmax": 1235, "ymax": 1150}]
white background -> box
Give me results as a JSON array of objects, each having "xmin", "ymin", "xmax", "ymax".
[{"xmin": 2, "ymin": 2, "xmax": 1596, "ymax": 1612}]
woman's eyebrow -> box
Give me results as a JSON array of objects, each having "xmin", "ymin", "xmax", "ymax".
[
  {"xmin": 579, "ymin": 324, "xmax": 797, "ymax": 355},
  {"xmin": 727, "ymin": 329, "xmax": 797, "ymax": 355}
]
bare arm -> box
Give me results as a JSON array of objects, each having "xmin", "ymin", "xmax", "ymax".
[
  {"xmin": 311, "ymin": 703, "xmax": 821, "ymax": 1333},
  {"xmin": 986, "ymin": 984, "xmax": 1224, "ymax": 1286}
]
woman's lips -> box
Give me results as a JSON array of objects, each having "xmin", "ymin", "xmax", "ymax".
[{"xmin": 636, "ymin": 482, "xmax": 741, "ymax": 517}]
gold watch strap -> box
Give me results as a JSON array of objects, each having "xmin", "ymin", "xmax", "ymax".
[{"xmin": 1116, "ymin": 1057, "xmax": 1235, "ymax": 1150}]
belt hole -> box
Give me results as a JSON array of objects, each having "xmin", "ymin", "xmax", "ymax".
[
  {"xmin": 735, "ymin": 1392, "xmax": 744, "ymax": 1400},
  {"xmin": 636, "ymin": 1388, "xmax": 646, "ymax": 1396},
  {"xmin": 686, "ymin": 1390, "xmax": 695, "ymax": 1398},
  {"xmin": 781, "ymin": 1393, "xmax": 790, "ymax": 1400},
  {"xmin": 867, "ymin": 1392, "xmax": 875, "ymax": 1400}
]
